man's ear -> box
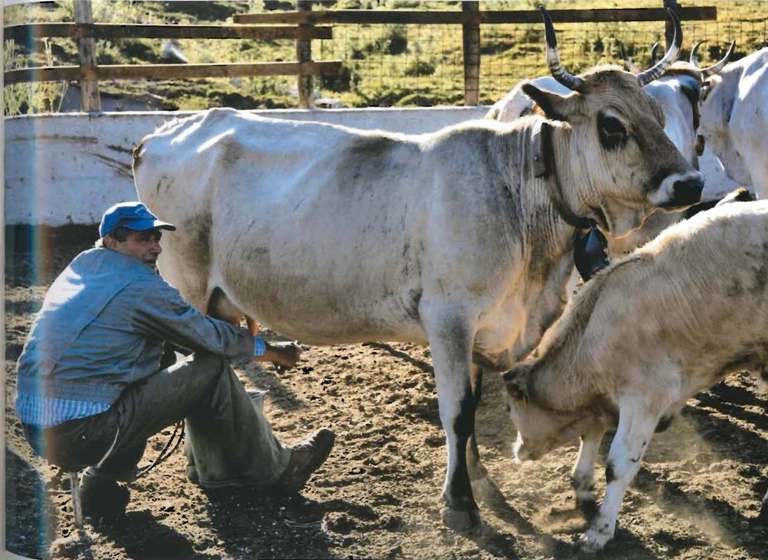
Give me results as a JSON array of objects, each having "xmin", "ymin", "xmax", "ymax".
[
  {"xmin": 521, "ymin": 82, "xmax": 574, "ymax": 121},
  {"xmin": 502, "ymin": 363, "xmax": 532, "ymax": 402}
]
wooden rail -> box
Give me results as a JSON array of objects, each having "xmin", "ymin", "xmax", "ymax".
[
  {"xmin": 4, "ymin": 61, "xmax": 343, "ymax": 87},
  {"xmin": 4, "ymin": 23, "xmax": 333, "ymax": 41},
  {"xmin": 234, "ymin": 7, "xmax": 716, "ymax": 25}
]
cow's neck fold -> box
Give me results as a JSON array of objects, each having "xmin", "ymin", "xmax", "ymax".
[{"xmin": 537, "ymin": 121, "xmax": 593, "ymax": 232}]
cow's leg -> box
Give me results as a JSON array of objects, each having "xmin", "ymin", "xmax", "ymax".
[
  {"xmin": 422, "ymin": 306, "xmax": 480, "ymax": 531},
  {"xmin": 571, "ymin": 424, "xmax": 606, "ymax": 520},
  {"xmin": 467, "ymin": 364, "xmax": 485, "ymax": 481},
  {"xmin": 581, "ymin": 398, "xmax": 663, "ymax": 552},
  {"xmin": 467, "ymin": 364, "xmax": 501, "ymax": 506}
]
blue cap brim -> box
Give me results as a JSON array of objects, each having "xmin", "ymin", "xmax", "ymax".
[{"xmin": 121, "ymin": 218, "xmax": 176, "ymax": 232}]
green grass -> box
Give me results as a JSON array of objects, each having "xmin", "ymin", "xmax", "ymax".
[{"xmin": 4, "ymin": 0, "xmax": 766, "ymax": 115}]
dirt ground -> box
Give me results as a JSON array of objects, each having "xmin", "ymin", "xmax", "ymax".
[{"xmin": 5, "ymin": 228, "xmax": 768, "ymax": 560}]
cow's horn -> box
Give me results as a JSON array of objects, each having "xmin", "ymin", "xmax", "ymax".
[
  {"xmin": 637, "ymin": 8, "xmax": 682, "ymax": 87},
  {"xmin": 689, "ymin": 40, "xmax": 707, "ymax": 65},
  {"xmin": 691, "ymin": 40, "xmax": 735, "ymax": 77},
  {"xmin": 619, "ymin": 44, "xmax": 640, "ymax": 73},
  {"xmin": 650, "ymin": 42, "xmax": 660, "ymax": 64},
  {"xmin": 540, "ymin": 6, "xmax": 585, "ymax": 92}
]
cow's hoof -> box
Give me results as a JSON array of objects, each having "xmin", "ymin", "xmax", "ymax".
[
  {"xmin": 578, "ymin": 528, "xmax": 611, "ymax": 553},
  {"xmin": 442, "ymin": 506, "xmax": 481, "ymax": 533},
  {"xmin": 470, "ymin": 474, "xmax": 498, "ymax": 503},
  {"xmin": 186, "ymin": 465, "xmax": 199, "ymax": 484}
]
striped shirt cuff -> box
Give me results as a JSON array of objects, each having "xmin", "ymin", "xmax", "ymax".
[{"xmin": 253, "ymin": 336, "xmax": 266, "ymax": 357}]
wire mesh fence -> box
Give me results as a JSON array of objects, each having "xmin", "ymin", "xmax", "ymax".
[
  {"xmin": 310, "ymin": 4, "xmax": 768, "ymax": 107},
  {"xmin": 316, "ymin": 23, "xmax": 466, "ymax": 105},
  {"xmin": 4, "ymin": 1, "xmax": 767, "ymax": 112}
]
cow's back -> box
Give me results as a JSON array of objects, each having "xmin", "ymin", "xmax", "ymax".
[
  {"xmin": 590, "ymin": 201, "xmax": 768, "ymax": 385},
  {"xmin": 134, "ymin": 109, "xmax": 530, "ymax": 345},
  {"xmin": 729, "ymin": 48, "xmax": 768, "ymax": 196},
  {"xmin": 135, "ymin": 109, "xmax": 422, "ymax": 327},
  {"xmin": 700, "ymin": 48, "xmax": 768, "ymax": 193}
]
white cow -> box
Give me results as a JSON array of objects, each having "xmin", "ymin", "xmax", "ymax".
[
  {"xmin": 699, "ymin": 47, "xmax": 768, "ymax": 198},
  {"xmin": 502, "ymin": 196, "xmax": 768, "ymax": 551},
  {"xmin": 133, "ymin": 9, "xmax": 702, "ymax": 531},
  {"xmin": 487, "ymin": 48, "xmax": 735, "ymax": 257}
]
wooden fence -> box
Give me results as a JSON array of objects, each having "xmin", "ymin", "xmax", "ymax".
[
  {"xmin": 5, "ymin": 0, "xmax": 716, "ymax": 111},
  {"xmin": 4, "ymin": 0, "xmax": 342, "ymax": 111},
  {"xmin": 235, "ymin": 1, "xmax": 716, "ymax": 106}
]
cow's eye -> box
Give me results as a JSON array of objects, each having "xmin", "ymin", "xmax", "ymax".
[{"xmin": 597, "ymin": 112, "xmax": 628, "ymax": 150}]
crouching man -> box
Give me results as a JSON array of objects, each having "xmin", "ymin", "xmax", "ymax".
[{"xmin": 15, "ymin": 201, "xmax": 335, "ymax": 525}]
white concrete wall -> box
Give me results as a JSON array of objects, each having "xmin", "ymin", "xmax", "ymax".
[{"xmin": 4, "ymin": 107, "xmax": 488, "ymax": 226}]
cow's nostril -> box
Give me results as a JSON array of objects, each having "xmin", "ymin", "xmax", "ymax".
[{"xmin": 671, "ymin": 177, "xmax": 703, "ymax": 207}]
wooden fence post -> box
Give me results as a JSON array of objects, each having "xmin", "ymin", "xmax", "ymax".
[
  {"xmin": 663, "ymin": 0, "xmax": 680, "ymax": 50},
  {"xmin": 462, "ymin": 1, "xmax": 480, "ymax": 106},
  {"xmin": 296, "ymin": 0, "xmax": 313, "ymax": 108},
  {"xmin": 74, "ymin": 0, "xmax": 101, "ymax": 112}
]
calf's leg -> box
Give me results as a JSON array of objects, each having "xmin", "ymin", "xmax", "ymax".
[
  {"xmin": 571, "ymin": 424, "xmax": 606, "ymax": 520},
  {"xmin": 581, "ymin": 399, "xmax": 663, "ymax": 552}
]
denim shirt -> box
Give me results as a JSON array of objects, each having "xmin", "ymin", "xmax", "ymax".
[{"xmin": 16, "ymin": 247, "xmax": 255, "ymax": 425}]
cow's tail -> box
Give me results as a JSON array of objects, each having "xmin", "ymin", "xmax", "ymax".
[
  {"xmin": 132, "ymin": 140, "xmax": 145, "ymax": 171},
  {"xmin": 484, "ymin": 106, "xmax": 500, "ymax": 120}
]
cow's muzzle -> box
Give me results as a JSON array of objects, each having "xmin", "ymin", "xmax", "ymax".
[{"xmin": 657, "ymin": 174, "xmax": 704, "ymax": 209}]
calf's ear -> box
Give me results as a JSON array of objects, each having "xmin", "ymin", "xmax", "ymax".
[
  {"xmin": 502, "ymin": 364, "xmax": 532, "ymax": 402},
  {"xmin": 521, "ymin": 83, "xmax": 574, "ymax": 121}
]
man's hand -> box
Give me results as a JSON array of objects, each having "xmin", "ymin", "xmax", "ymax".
[{"xmin": 256, "ymin": 341, "xmax": 302, "ymax": 371}]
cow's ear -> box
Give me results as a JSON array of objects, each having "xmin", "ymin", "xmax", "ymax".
[
  {"xmin": 715, "ymin": 187, "xmax": 754, "ymax": 207},
  {"xmin": 521, "ymin": 83, "xmax": 572, "ymax": 121},
  {"xmin": 502, "ymin": 364, "xmax": 532, "ymax": 402}
]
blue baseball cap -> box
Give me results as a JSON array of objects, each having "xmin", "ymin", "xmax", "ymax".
[{"xmin": 99, "ymin": 201, "xmax": 176, "ymax": 238}]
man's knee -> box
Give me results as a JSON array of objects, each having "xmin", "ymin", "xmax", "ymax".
[{"xmin": 192, "ymin": 352, "xmax": 230, "ymax": 373}]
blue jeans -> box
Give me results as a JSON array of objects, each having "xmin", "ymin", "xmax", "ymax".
[{"xmin": 23, "ymin": 353, "xmax": 290, "ymax": 487}]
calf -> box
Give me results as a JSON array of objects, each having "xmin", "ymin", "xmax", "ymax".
[{"xmin": 502, "ymin": 197, "xmax": 768, "ymax": 551}]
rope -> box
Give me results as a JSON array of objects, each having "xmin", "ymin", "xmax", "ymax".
[{"xmin": 134, "ymin": 420, "xmax": 185, "ymax": 480}]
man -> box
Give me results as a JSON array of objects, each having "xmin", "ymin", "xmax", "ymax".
[{"xmin": 15, "ymin": 201, "xmax": 335, "ymax": 525}]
